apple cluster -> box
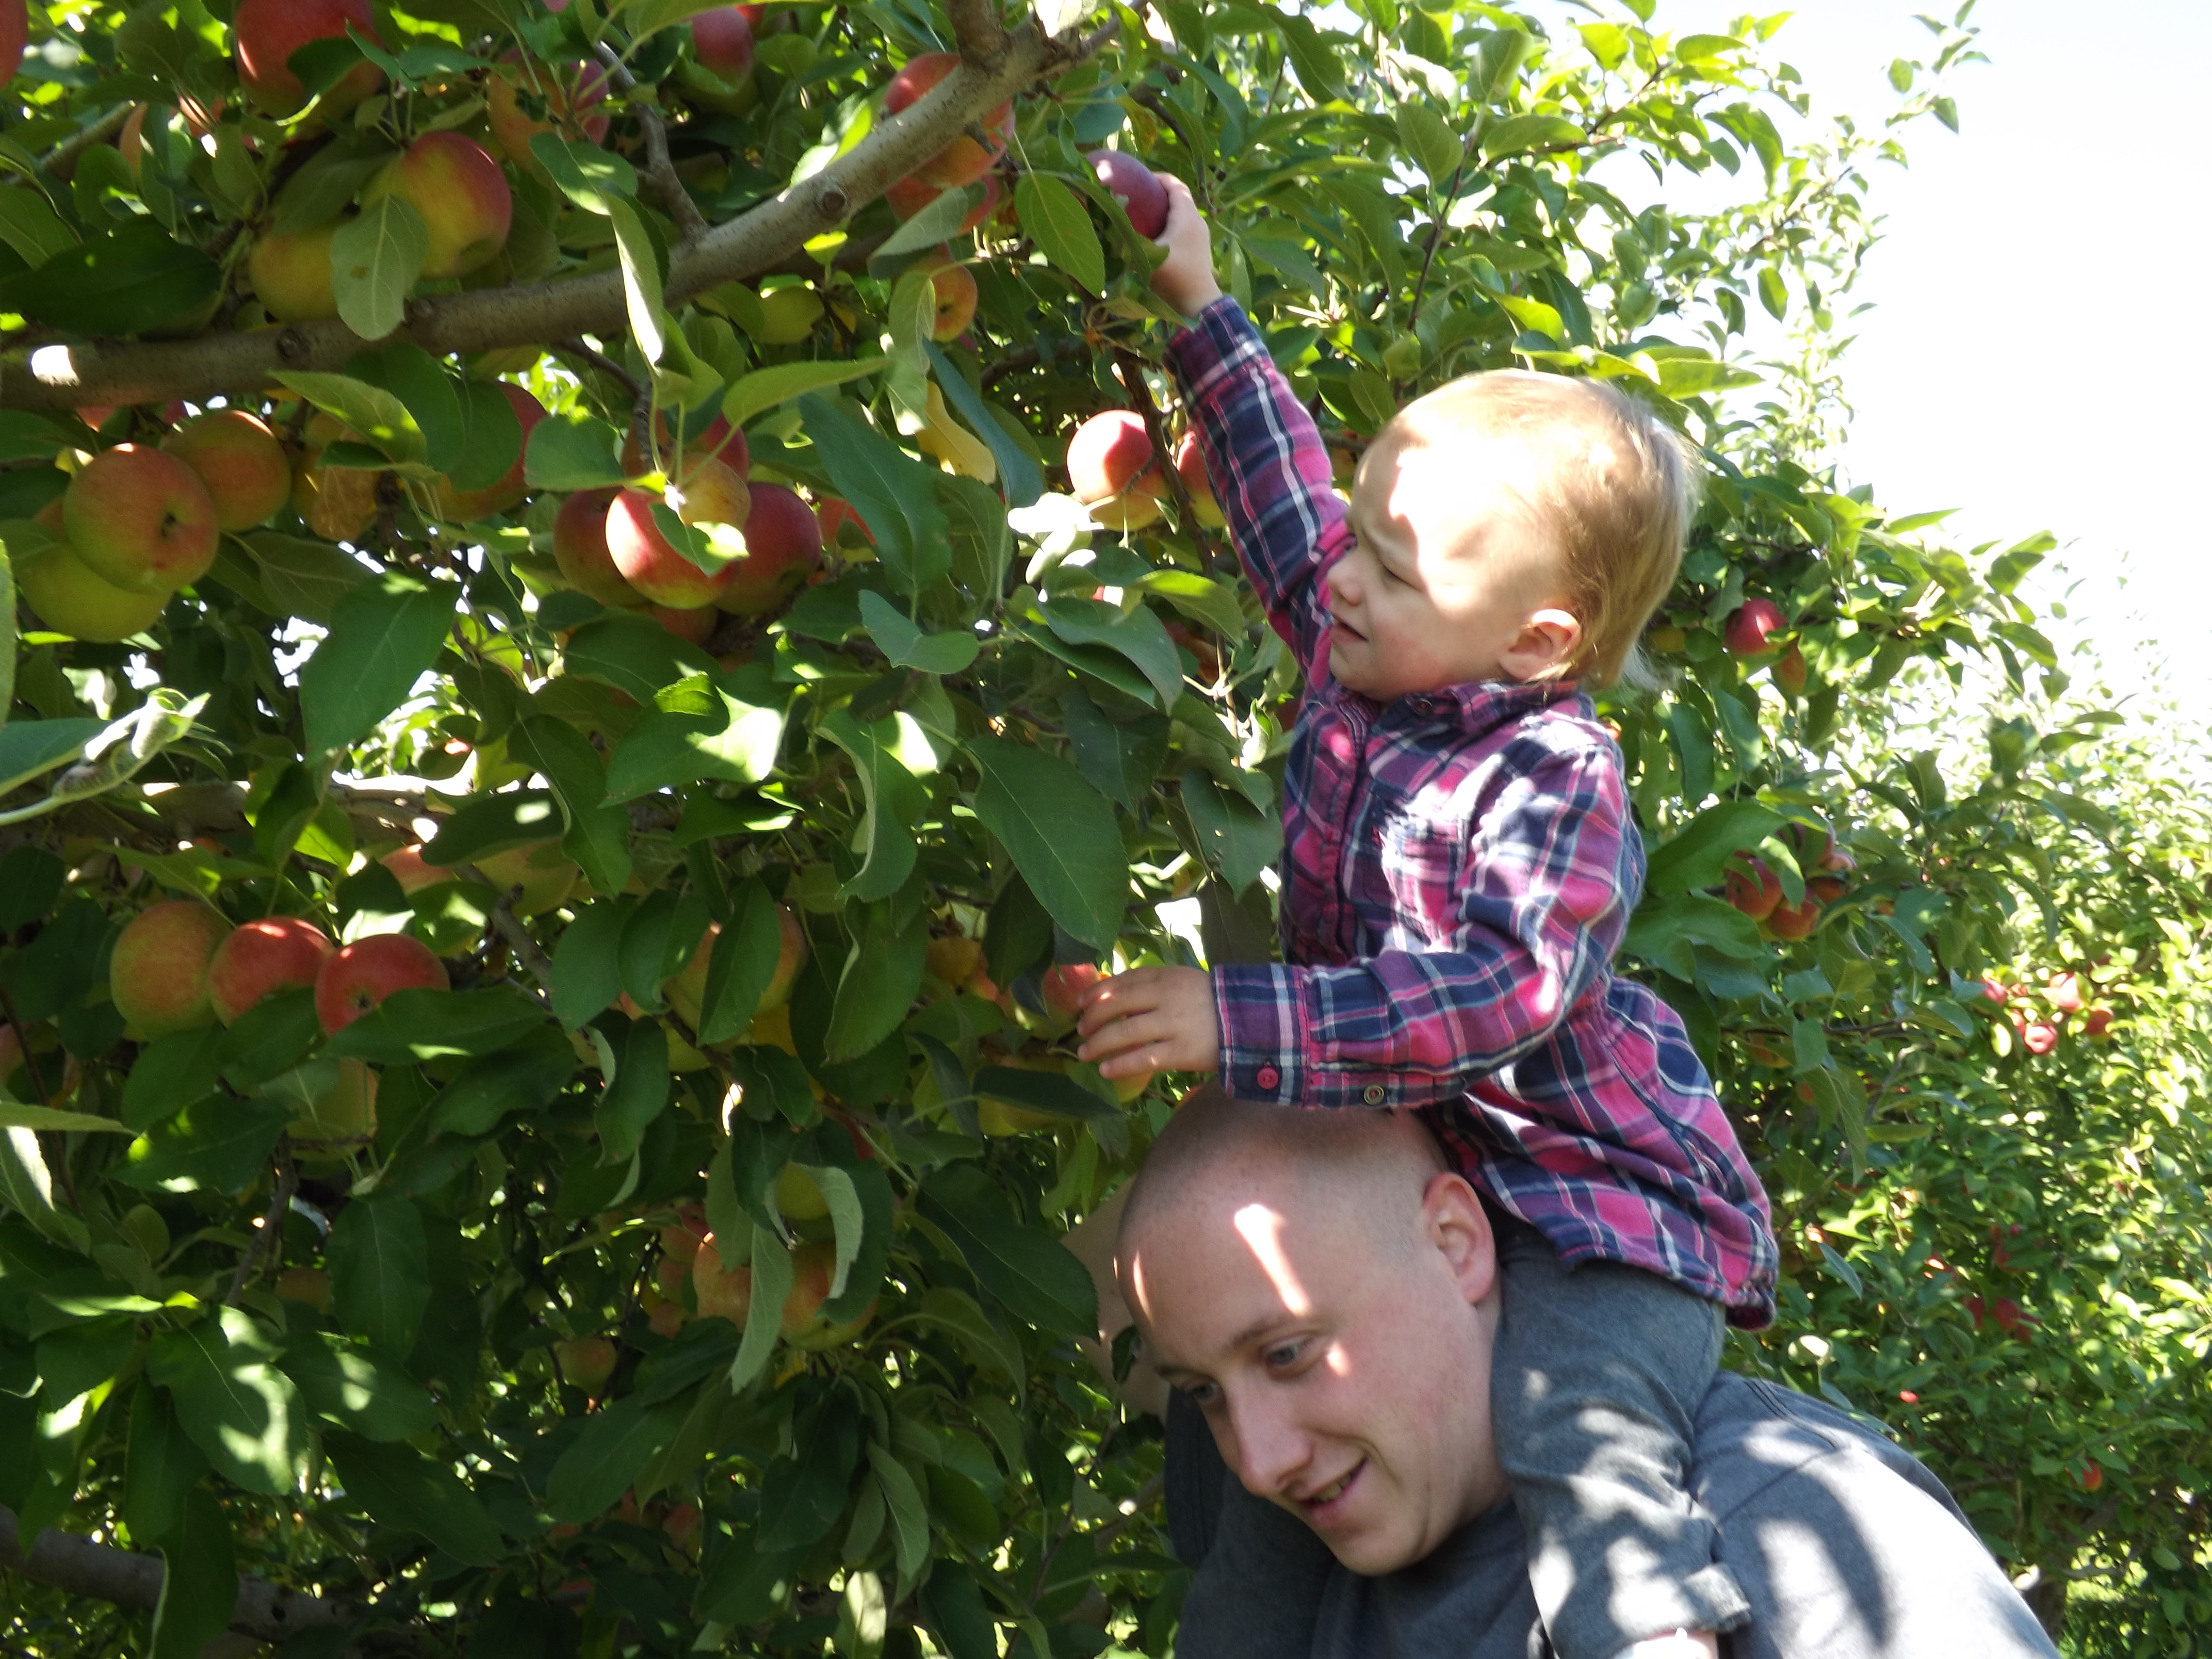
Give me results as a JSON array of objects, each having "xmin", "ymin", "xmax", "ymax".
[
  {"xmin": 1721, "ymin": 818, "xmax": 1857, "ymax": 941},
  {"xmin": 1977, "ymin": 968, "xmax": 2117, "ymax": 1056}
]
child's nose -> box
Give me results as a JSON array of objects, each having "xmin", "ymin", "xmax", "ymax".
[{"xmin": 1327, "ymin": 560, "xmax": 1359, "ymax": 606}]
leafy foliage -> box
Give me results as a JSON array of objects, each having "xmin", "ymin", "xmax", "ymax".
[{"xmin": 0, "ymin": 0, "xmax": 2202, "ymax": 1654}]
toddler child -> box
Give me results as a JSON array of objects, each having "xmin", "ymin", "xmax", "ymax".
[{"xmin": 1077, "ymin": 176, "xmax": 1780, "ymax": 1659}]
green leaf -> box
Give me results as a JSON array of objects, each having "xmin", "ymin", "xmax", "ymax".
[
  {"xmin": 755, "ymin": 1400, "xmax": 859, "ymax": 1547},
  {"xmin": 866, "ymin": 1442, "xmax": 929, "ymax": 1586},
  {"xmin": 1644, "ymin": 801, "xmax": 1786, "ymax": 895},
  {"xmin": 1136, "ymin": 568, "xmax": 1247, "ymax": 642},
  {"xmin": 299, "ymin": 573, "xmax": 457, "ymax": 758},
  {"xmin": 145, "ymin": 1307, "xmax": 308, "ymax": 1497},
  {"xmin": 529, "ymin": 134, "xmax": 640, "ymax": 214},
  {"xmin": 729, "ymin": 1221, "xmax": 793, "ymax": 1392},
  {"xmin": 427, "ymin": 1028, "xmax": 577, "ymax": 1138},
  {"xmin": 0, "ymin": 187, "xmax": 76, "ymax": 267},
  {"xmin": 328, "ymin": 1193, "xmax": 431, "ymax": 1357},
  {"xmin": 695, "ymin": 881, "xmax": 782, "ymax": 1045},
  {"xmin": 149, "ymin": 1488, "xmax": 235, "ymax": 1659},
  {"xmin": 858, "ymin": 589, "xmax": 980, "ymax": 674},
  {"xmin": 0, "ymin": 719, "xmax": 105, "ymax": 796},
  {"xmin": 925, "ymin": 344, "xmax": 1045, "ymax": 507},
  {"xmin": 965, "ymin": 738, "xmax": 1127, "ymax": 952},
  {"xmin": 603, "ymin": 669, "xmax": 789, "ymax": 801},
  {"xmin": 721, "ymin": 357, "xmax": 888, "ymax": 432},
  {"xmin": 0, "ymin": 1098, "xmax": 129, "ymax": 1134},
  {"xmin": 543, "ymin": 1388, "xmax": 695, "ymax": 1524},
  {"xmin": 325, "ymin": 1431, "xmax": 505, "ymax": 1565},
  {"xmin": 241, "ymin": 533, "xmax": 369, "ymax": 626},
  {"xmin": 218, "ymin": 988, "xmax": 323, "ymax": 1091},
  {"xmin": 920, "ymin": 1563, "xmax": 998, "ymax": 1659},
  {"xmin": 922, "ymin": 1167, "xmax": 1097, "ymax": 1339},
  {"xmin": 1396, "ymin": 102, "xmax": 1463, "ymax": 184},
  {"xmin": 330, "ymin": 194, "xmax": 429, "ymax": 341},
  {"xmin": 870, "ymin": 184, "xmax": 986, "ymax": 264},
  {"xmin": 818, "ymin": 709, "xmax": 924, "ymax": 903},
  {"xmin": 561, "ymin": 611, "xmax": 718, "ymax": 702},
  {"xmin": 322, "ymin": 987, "xmax": 548, "ymax": 1064},
  {"xmin": 824, "ymin": 901, "xmax": 925, "ymax": 1063},
  {"xmin": 595, "ymin": 1017, "xmax": 671, "ymax": 1164},
  {"xmin": 512, "ymin": 718, "xmax": 632, "ymax": 896},
  {"xmin": 1481, "ymin": 113, "xmax": 1586, "ymax": 159},
  {"xmin": 550, "ymin": 899, "xmax": 631, "ymax": 1030},
  {"xmin": 113, "ymin": 1097, "xmax": 290, "ymax": 1196},
  {"xmin": 1181, "ymin": 772, "xmax": 1282, "ymax": 895},
  {"xmin": 607, "ymin": 197, "xmax": 670, "ymax": 363},
  {"xmin": 281, "ymin": 1329, "xmax": 437, "ymax": 1442},
  {"xmin": 797, "ymin": 395, "xmax": 950, "ymax": 598},
  {"xmin": 0, "ymin": 220, "xmax": 220, "ymax": 336},
  {"xmin": 1014, "ymin": 174, "xmax": 1105, "ymax": 296},
  {"xmin": 974, "ymin": 1065, "xmax": 1120, "ymax": 1126},
  {"xmin": 1757, "ymin": 265, "xmax": 1788, "ymax": 321},
  {"xmin": 421, "ymin": 789, "xmax": 564, "ymax": 868},
  {"xmin": 272, "ymin": 372, "xmax": 428, "ymax": 468},
  {"xmin": 524, "ymin": 411, "xmax": 627, "ymax": 491},
  {"xmin": 1061, "ymin": 688, "xmax": 1168, "ymax": 811},
  {"xmin": 1038, "ymin": 597, "xmax": 1184, "ymax": 708},
  {"xmin": 125, "ymin": 1384, "xmax": 208, "ymax": 1547}
]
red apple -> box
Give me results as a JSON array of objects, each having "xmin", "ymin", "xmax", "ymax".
[
  {"xmin": 690, "ymin": 1234, "xmax": 753, "ymax": 1325},
  {"xmin": 1722, "ymin": 855, "xmax": 1781, "ymax": 921},
  {"xmin": 162, "ymin": 410, "xmax": 291, "ymax": 532},
  {"xmin": 1724, "ymin": 598, "xmax": 1786, "ymax": 656},
  {"xmin": 435, "ymin": 381, "xmax": 546, "ymax": 521},
  {"xmin": 361, "ymin": 133, "xmax": 513, "ymax": 279},
  {"xmin": 0, "ymin": 0, "xmax": 25, "ymax": 90},
  {"xmin": 606, "ymin": 487, "xmax": 743, "ymax": 609},
  {"xmin": 714, "ymin": 482, "xmax": 820, "ymax": 615},
  {"xmin": 816, "ymin": 495, "xmax": 872, "ymax": 548},
  {"xmin": 928, "ymin": 258, "xmax": 979, "ymax": 341},
  {"xmin": 1763, "ymin": 894, "xmax": 1821, "ymax": 941},
  {"xmin": 315, "ymin": 934, "xmax": 449, "ymax": 1034},
  {"xmin": 379, "ymin": 843, "xmax": 454, "ymax": 895},
  {"xmin": 883, "ymin": 52, "xmax": 1012, "ymax": 188},
  {"xmin": 208, "ymin": 916, "xmax": 336, "ymax": 1024},
  {"xmin": 1172, "ymin": 430, "xmax": 1224, "ymax": 528},
  {"xmin": 1085, "ymin": 150, "xmax": 1168, "ymax": 238},
  {"xmin": 652, "ymin": 604, "xmax": 718, "ymax": 644},
  {"xmin": 691, "ymin": 6, "xmax": 755, "ymax": 78},
  {"xmin": 2083, "ymin": 1007, "xmax": 2113, "ymax": 1040},
  {"xmin": 886, "ymin": 171, "xmax": 1000, "ymax": 232},
  {"xmin": 1066, "ymin": 410, "xmax": 1165, "ymax": 530},
  {"xmin": 234, "ymin": 0, "xmax": 383, "ymax": 117},
  {"xmin": 668, "ymin": 456, "xmax": 751, "ymax": 532},
  {"xmin": 551, "ymin": 487, "xmax": 642, "ymax": 605},
  {"xmin": 62, "ymin": 445, "xmax": 219, "ymax": 594},
  {"xmin": 111, "ymin": 902, "xmax": 231, "ymax": 1037},
  {"xmin": 2021, "ymin": 1020, "xmax": 2060, "ymax": 1056},
  {"xmin": 487, "ymin": 56, "xmax": 611, "ymax": 177},
  {"xmin": 1041, "ymin": 963, "xmax": 1102, "ymax": 1023},
  {"xmin": 2046, "ymin": 972, "xmax": 2084, "ymax": 1013},
  {"xmin": 1979, "ymin": 977, "xmax": 2010, "ymax": 1005}
]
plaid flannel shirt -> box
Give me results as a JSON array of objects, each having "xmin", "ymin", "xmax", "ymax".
[{"xmin": 1166, "ymin": 299, "xmax": 1777, "ymax": 1327}]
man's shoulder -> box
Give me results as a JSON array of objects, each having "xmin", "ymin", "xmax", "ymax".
[{"xmin": 1690, "ymin": 1372, "xmax": 1955, "ymax": 1517}]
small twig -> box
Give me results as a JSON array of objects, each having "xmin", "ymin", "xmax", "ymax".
[
  {"xmin": 224, "ymin": 1150, "xmax": 298, "ymax": 1308},
  {"xmin": 1112, "ymin": 346, "xmax": 1215, "ymax": 555},
  {"xmin": 42, "ymin": 105, "xmax": 133, "ymax": 184},
  {"xmin": 982, "ymin": 343, "xmax": 1044, "ymax": 387},
  {"xmin": 593, "ymin": 45, "xmax": 711, "ymax": 245},
  {"xmin": 460, "ymin": 866, "xmax": 557, "ymax": 990},
  {"xmin": 0, "ymin": 984, "xmax": 51, "ymax": 1105}
]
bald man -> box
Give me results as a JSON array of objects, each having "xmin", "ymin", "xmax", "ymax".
[{"xmin": 1113, "ymin": 1091, "xmax": 2057, "ymax": 1659}]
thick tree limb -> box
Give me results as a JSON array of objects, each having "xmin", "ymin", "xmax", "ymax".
[
  {"xmin": 0, "ymin": 25, "xmax": 1085, "ymax": 412},
  {"xmin": 0, "ymin": 1505, "xmax": 353, "ymax": 1648}
]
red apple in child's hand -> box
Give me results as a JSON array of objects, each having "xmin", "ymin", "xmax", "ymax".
[{"xmin": 1086, "ymin": 151, "xmax": 1169, "ymax": 238}]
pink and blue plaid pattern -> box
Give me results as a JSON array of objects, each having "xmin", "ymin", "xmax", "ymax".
[{"xmin": 1167, "ymin": 299, "xmax": 1778, "ymax": 1327}]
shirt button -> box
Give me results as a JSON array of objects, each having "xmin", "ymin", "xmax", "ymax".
[
  {"xmin": 1362, "ymin": 1084, "xmax": 1387, "ymax": 1105},
  {"xmin": 1256, "ymin": 1065, "xmax": 1280, "ymax": 1091}
]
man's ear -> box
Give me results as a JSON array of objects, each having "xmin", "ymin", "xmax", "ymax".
[
  {"xmin": 1421, "ymin": 1172, "xmax": 1495, "ymax": 1306},
  {"xmin": 1499, "ymin": 607, "xmax": 1582, "ymax": 680}
]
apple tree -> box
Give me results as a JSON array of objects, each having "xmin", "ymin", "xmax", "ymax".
[{"xmin": 0, "ymin": 0, "xmax": 2200, "ymax": 1653}]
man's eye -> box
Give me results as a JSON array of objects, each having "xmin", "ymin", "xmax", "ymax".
[
  {"xmin": 1183, "ymin": 1380, "xmax": 1221, "ymax": 1406},
  {"xmin": 1264, "ymin": 1339, "xmax": 1308, "ymax": 1370}
]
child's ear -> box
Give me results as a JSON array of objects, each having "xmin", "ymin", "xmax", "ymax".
[{"xmin": 1501, "ymin": 608, "xmax": 1582, "ymax": 679}]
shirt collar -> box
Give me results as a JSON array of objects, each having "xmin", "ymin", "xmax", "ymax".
[{"xmin": 1351, "ymin": 678, "xmax": 1590, "ymax": 735}]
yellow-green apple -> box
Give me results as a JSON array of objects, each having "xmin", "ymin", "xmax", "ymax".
[
  {"xmin": 1066, "ymin": 410, "xmax": 1164, "ymax": 530},
  {"xmin": 234, "ymin": 0, "xmax": 383, "ymax": 117},
  {"xmin": 714, "ymin": 482, "xmax": 820, "ymax": 614},
  {"xmin": 606, "ymin": 487, "xmax": 742, "ymax": 609},
  {"xmin": 554, "ymin": 1333, "xmax": 618, "ymax": 1393},
  {"xmin": 667, "ymin": 456, "xmax": 751, "ymax": 531},
  {"xmin": 0, "ymin": 1, "xmax": 25, "ymax": 91},
  {"xmin": 1722, "ymin": 855, "xmax": 1782, "ymax": 921},
  {"xmin": 776, "ymin": 1163, "xmax": 829, "ymax": 1221},
  {"xmin": 883, "ymin": 52, "xmax": 1011, "ymax": 187},
  {"xmin": 691, "ymin": 7, "xmax": 754, "ymax": 78},
  {"xmin": 1763, "ymin": 894, "xmax": 1821, "ymax": 941},
  {"xmin": 1772, "ymin": 642, "xmax": 1808, "ymax": 695},
  {"xmin": 1724, "ymin": 598, "xmax": 1785, "ymax": 656},
  {"xmin": 465, "ymin": 841, "xmax": 579, "ymax": 916},
  {"xmin": 361, "ymin": 133, "xmax": 513, "ymax": 279},
  {"xmin": 1172, "ymin": 430, "xmax": 1224, "ymax": 527},
  {"xmin": 752, "ymin": 285, "xmax": 823, "ymax": 345},
  {"xmin": 208, "ymin": 916, "xmax": 335, "ymax": 1023},
  {"xmin": 926, "ymin": 257, "xmax": 979, "ymax": 340},
  {"xmin": 315, "ymin": 933, "xmax": 449, "ymax": 1034},
  {"xmin": 434, "ymin": 381, "xmax": 546, "ymax": 521},
  {"xmin": 15, "ymin": 536, "xmax": 169, "ymax": 642},
  {"xmin": 379, "ymin": 843, "xmax": 454, "ymax": 895},
  {"xmin": 275, "ymin": 1265, "xmax": 334, "ymax": 1312},
  {"xmin": 925, "ymin": 934, "xmax": 983, "ymax": 989},
  {"xmin": 110, "ymin": 902, "xmax": 231, "ymax": 1037},
  {"xmin": 659, "ymin": 1205, "xmax": 709, "ymax": 1296},
  {"xmin": 551, "ymin": 489, "xmax": 640, "ymax": 605},
  {"xmin": 292, "ymin": 414, "xmax": 380, "ymax": 542},
  {"xmin": 1084, "ymin": 150, "xmax": 1168, "ymax": 237},
  {"xmin": 162, "ymin": 410, "xmax": 291, "ymax": 531},
  {"xmin": 886, "ymin": 170, "xmax": 999, "ymax": 231},
  {"xmin": 486, "ymin": 56, "xmax": 611, "ymax": 178},
  {"xmin": 784, "ymin": 1240, "xmax": 874, "ymax": 1348},
  {"xmin": 248, "ymin": 224, "xmax": 340, "ymax": 322},
  {"xmin": 653, "ymin": 604, "xmax": 718, "ymax": 644},
  {"xmin": 288, "ymin": 1058, "xmax": 378, "ymax": 1150},
  {"xmin": 815, "ymin": 496, "xmax": 871, "ymax": 550},
  {"xmin": 63, "ymin": 445, "xmax": 219, "ymax": 593}
]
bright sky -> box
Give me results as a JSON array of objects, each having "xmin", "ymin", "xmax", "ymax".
[{"xmin": 1589, "ymin": 1, "xmax": 2211, "ymax": 711}]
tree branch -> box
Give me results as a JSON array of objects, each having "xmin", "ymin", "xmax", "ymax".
[
  {"xmin": 0, "ymin": 1505, "xmax": 353, "ymax": 1647},
  {"xmin": 42, "ymin": 105, "xmax": 132, "ymax": 185},
  {"xmin": 0, "ymin": 26, "xmax": 1093, "ymax": 412},
  {"xmin": 593, "ymin": 45, "xmax": 711, "ymax": 246}
]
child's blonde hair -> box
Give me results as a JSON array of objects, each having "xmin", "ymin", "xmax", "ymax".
[{"xmin": 1385, "ymin": 369, "xmax": 1699, "ymax": 688}]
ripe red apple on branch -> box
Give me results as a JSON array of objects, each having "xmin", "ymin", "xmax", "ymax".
[
  {"xmin": 1724, "ymin": 597, "xmax": 1786, "ymax": 656},
  {"xmin": 1066, "ymin": 409, "xmax": 1166, "ymax": 530},
  {"xmin": 208, "ymin": 917, "xmax": 335, "ymax": 1024},
  {"xmin": 884, "ymin": 52, "xmax": 1013, "ymax": 188},
  {"xmin": 315, "ymin": 934, "xmax": 450, "ymax": 1034},
  {"xmin": 1085, "ymin": 150, "xmax": 1169, "ymax": 238},
  {"xmin": 233, "ymin": 0, "xmax": 383, "ymax": 117}
]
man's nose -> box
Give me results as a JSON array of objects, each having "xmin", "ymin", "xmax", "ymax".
[{"xmin": 1225, "ymin": 1391, "xmax": 1311, "ymax": 1499}]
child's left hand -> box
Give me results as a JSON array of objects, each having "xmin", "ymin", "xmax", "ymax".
[{"xmin": 1076, "ymin": 966, "xmax": 1221, "ymax": 1078}]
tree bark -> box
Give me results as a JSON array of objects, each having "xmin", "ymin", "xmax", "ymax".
[
  {"xmin": 0, "ymin": 24, "xmax": 1081, "ymax": 413},
  {"xmin": 0, "ymin": 1504, "xmax": 353, "ymax": 1648}
]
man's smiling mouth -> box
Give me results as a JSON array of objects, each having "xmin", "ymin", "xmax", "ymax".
[{"xmin": 1298, "ymin": 1460, "xmax": 1364, "ymax": 1517}]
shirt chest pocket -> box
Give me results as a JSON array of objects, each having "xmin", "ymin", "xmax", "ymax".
[{"xmin": 1357, "ymin": 816, "xmax": 1467, "ymax": 947}]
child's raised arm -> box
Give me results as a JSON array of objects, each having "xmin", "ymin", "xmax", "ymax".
[{"xmin": 1155, "ymin": 178, "xmax": 1348, "ymax": 683}]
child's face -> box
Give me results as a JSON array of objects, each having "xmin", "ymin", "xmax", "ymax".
[{"xmin": 1326, "ymin": 431, "xmax": 1580, "ymax": 702}]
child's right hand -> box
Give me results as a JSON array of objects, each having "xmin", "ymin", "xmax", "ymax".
[{"xmin": 1149, "ymin": 174, "xmax": 1222, "ymax": 319}]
